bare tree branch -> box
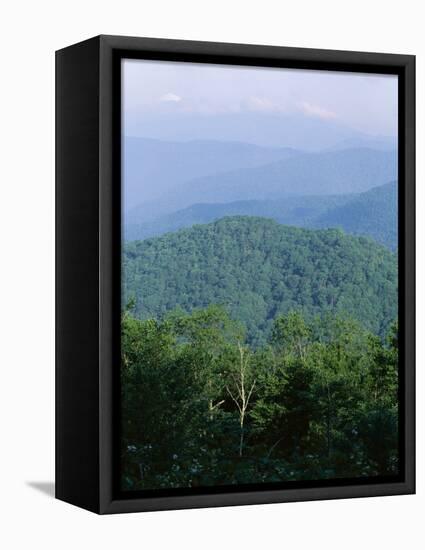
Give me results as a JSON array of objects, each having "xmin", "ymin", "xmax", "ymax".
[{"xmin": 226, "ymin": 386, "xmax": 243, "ymax": 415}]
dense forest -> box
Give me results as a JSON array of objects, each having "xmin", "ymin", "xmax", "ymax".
[
  {"xmin": 123, "ymin": 217, "xmax": 397, "ymax": 346},
  {"xmin": 121, "ymin": 216, "xmax": 399, "ymax": 491},
  {"xmin": 121, "ymin": 306, "xmax": 399, "ymax": 490}
]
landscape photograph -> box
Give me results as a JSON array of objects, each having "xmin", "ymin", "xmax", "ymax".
[{"xmin": 120, "ymin": 59, "xmax": 399, "ymax": 492}]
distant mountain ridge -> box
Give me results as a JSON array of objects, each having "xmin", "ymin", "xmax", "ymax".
[
  {"xmin": 327, "ymin": 136, "xmax": 397, "ymax": 152},
  {"xmin": 125, "ymin": 111, "xmax": 394, "ymax": 150},
  {"xmin": 125, "ymin": 194, "xmax": 351, "ymax": 240},
  {"xmin": 126, "ymin": 147, "xmax": 397, "ymax": 223},
  {"xmin": 125, "ymin": 181, "xmax": 398, "ymax": 250},
  {"xmin": 124, "ymin": 137, "xmax": 298, "ymax": 209},
  {"xmin": 315, "ymin": 181, "xmax": 398, "ymax": 250}
]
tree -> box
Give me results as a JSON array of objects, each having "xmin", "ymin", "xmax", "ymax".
[
  {"xmin": 271, "ymin": 311, "xmax": 311, "ymax": 360},
  {"xmin": 225, "ymin": 343, "xmax": 256, "ymax": 457}
]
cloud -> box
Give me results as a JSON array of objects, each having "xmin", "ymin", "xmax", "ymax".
[
  {"xmin": 298, "ymin": 101, "xmax": 337, "ymax": 120},
  {"xmin": 244, "ymin": 96, "xmax": 288, "ymax": 113},
  {"xmin": 153, "ymin": 95, "xmax": 337, "ymax": 121},
  {"xmin": 159, "ymin": 92, "xmax": 182, "ymax": 103},
  {"xmin": 246, "ymin": 96, "xmax": 277, "ymax": 112}
]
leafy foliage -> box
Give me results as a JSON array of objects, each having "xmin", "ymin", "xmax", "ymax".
[{"xmin": 121, "ymin": 307, "xmax": 399, "ymax": 490}]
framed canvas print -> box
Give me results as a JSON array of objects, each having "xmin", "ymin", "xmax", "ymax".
[{"xmin": 56, "ymin": 35, "xmax": 415, "ymax": 514}]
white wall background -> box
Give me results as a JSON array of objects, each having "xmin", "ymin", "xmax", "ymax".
[{"xmin": 0, "ymin": 1, "xmax": 422, "ymax": 548}]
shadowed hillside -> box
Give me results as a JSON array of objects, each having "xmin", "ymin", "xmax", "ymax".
[{"xmin": 315, "ymin": 181, "xmax": 398, "ymax": 250}]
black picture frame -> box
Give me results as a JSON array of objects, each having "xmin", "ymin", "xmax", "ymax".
[{"xmin": 56, "ymin": 35, "xmax": 415, "ymax": 514}]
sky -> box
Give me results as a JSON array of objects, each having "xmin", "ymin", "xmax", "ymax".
[{"xmin": 122, "ymin": 58, "xmax": 398, "ymax": 143}]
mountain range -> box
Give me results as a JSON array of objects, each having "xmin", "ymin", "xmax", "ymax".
[
  {"xmin": 124, "ymin": 137, "xmax": 297, "ymax": 209},
  {"xmin": 125, "ymin": 145, "xmax": 397, "ymax": 225},
  {"xmin": 125, "ymin": 181, "xmax": 398, "ymax": 250},
  {"xmin": 125, "ymin": 112, "xmax": 396, "ymax": 150}
]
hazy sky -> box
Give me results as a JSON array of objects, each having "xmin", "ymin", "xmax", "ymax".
[{"xmin": 123, "ymin": 58, "xmax": 398, "ymax": 142}]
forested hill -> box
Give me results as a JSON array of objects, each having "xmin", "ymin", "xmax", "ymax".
[{"xmin": 123, "ymin": 217, "xmax": 397, "ymax": 345}]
